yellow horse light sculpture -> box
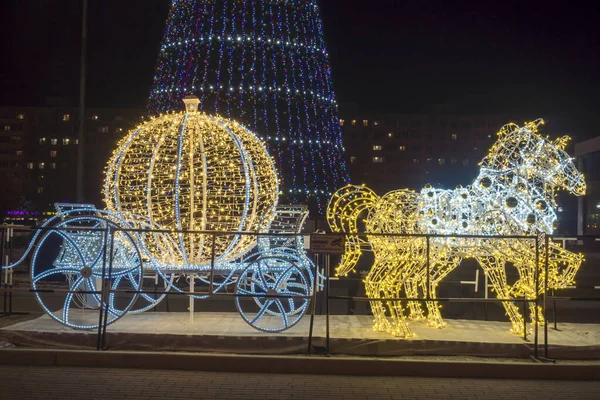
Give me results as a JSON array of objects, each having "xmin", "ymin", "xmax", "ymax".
[{"xmin": 327, "ymin": 120, "xmax": 586, "ymax": 338}]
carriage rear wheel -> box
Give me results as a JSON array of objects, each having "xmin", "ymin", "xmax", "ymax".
[
  {"xmin": 30, "ymin": 216, "xmax": 143, "ymax": 329},
  {"xmin": 235, "ymin": 255, "xmax": 311, "ymax": 332}
]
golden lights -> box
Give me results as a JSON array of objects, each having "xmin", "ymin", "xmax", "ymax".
[
  {"xmin": 327, "ymin": 120, "xmax": 585, "ymax": 338},
  {"xmin": 104, "ymin": 100, "xmax": 279, "ymax": 269}
]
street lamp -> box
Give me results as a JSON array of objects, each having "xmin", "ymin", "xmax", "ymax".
[{"xmin": 76, "ymin": 0, "xmax": 88, "ymax": 202}]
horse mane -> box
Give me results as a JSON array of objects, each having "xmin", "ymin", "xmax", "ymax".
[{"xmin": 479, "ymin": 119, "xmax": 545, "ymax": 172}]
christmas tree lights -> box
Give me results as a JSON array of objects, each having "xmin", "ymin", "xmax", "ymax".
[
  {"xmin": 149, "ymin": 1, "xmax": 349, "ymax": 212},
  {"xmin": 327, "ymin": 120, "xmax": 586, "ymax": 338}
]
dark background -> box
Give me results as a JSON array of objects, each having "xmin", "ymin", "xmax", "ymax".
[{"xmin": 0, "ymin": 0, "xmax": 598, "ymax": 139}]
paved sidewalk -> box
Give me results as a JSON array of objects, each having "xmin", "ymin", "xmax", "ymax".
[{"xmin": 1, "ymin": 365, "xmax": 600, "ymax": 399}]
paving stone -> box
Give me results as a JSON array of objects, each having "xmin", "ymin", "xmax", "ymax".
[{"xmin": 1, "ymin": 365, "xmax": 600, "ymax": 399}]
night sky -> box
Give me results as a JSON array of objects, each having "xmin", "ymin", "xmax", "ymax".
[{"xmin": 1, "ymin": 1, "xmax": 598, "ymax": 139}]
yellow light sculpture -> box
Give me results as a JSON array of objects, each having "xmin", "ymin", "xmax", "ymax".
[
  {"xmin": 327, "ymin": 119, "xmax": 586, "ymax": 338},
  {"xmin": 104, "ymin": 97, "xmax": 279, "ymax": 269}
]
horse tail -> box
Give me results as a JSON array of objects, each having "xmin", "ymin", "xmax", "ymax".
[{"xmin": 326, "ymin": 184, "xmax": 379, "ymax": 277}]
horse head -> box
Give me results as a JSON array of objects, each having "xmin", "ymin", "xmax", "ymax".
[
  {"xmin": 540, "ymin": 135, "xmax": 586, "ymax": 196},
  {"xmin": 484, "ymin": 119, "xmax": 586, "ymax": 197}
]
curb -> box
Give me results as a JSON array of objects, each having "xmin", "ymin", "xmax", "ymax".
[{"xmin": 1, "ymin": 349, "xmax": 599, "ymax": 380}]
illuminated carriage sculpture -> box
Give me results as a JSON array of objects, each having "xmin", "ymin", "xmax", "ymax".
[
  {"xmin": 327, "ymin": 119, "xmax": 586, "ymax": 338},
  {"xmin": 3, "ymin": 98, "xmax": 317, "ymax": 332}
]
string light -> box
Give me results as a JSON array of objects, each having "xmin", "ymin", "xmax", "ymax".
[
  {"xmin": 327, "ymin": 119, "xmax": 586, "ymax": 338},
  {"xmin": 148, "ymin": 0, "xmax": 350, "ymax": 212},
  {"xmin": 104, "ymin": 97, "xmax": 279, "ymax": 269}
]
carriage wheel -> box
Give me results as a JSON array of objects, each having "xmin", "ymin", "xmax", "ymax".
[
  {"xmin": 235, "ymin": 256, "xmax": 311, "ymax": 332},
  {"xmin": 30, "ymin": 216, "xmax": 143, "ymax": 329}
]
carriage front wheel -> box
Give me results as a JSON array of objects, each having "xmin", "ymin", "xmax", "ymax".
[{"xmin": 235, "ymin": 256, "xmax": 311, "ymax": 332}]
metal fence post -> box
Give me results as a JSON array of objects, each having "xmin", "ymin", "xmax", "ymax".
[
  {"xmin": 534, "ymin": 235, "xmax": 540, "ymax": 358},
  {"xmin": 544, "ymin": 234, "xmax": 550, "ymax": 359},
  {"xmin": 426, "ymin": 236, "xmax": 430, "ymax": 301},
  {"xmin": 326, "ymin": 254, "xmax": 330, "ymax": 355},
  {"xmin": 209, "ymin": 232, "xmax": 216, "ymax": 295},
  {"xmin": 100, "ymin": 227, "xmax": 116, "ymax": 350},
  {"xmin": 307, "ymin": 242, "xmax": 318, "ymax": 355},
  {"xmin": 523, "ymin": 299, "xmax": 527, "ymax": 342},
  {"xmin": 96, "ymin": 226, "xmax": 109, "ymax": 350},
  {"xmin": 1, "ymin": 226, "xmax": 6, "ymax": 317}
]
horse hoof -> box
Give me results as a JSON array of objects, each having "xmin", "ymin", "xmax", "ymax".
[
  {"xmin": 427, "ymin": 319, "xmax": 446, "ymax": 329},
  {"xmin": 393, "ymin": 328, "xmax": 414, "ymax": 338}
]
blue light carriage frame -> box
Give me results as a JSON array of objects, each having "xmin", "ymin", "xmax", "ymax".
[{"xmin": 3, "ymin": 203, "xmax": 321, "ymax": 332}]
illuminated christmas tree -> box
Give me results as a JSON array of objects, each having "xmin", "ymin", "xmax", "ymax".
[{"xmin": 149, "ymin": 0, "xmax": 349, "ymax": 212}]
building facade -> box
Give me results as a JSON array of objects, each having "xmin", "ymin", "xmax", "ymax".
[
  {"xmin": 340, "ymin": 110, "xmax": 509, "ymax": 193},
  {"xmin": 0, "ymin": 106, "xmax": 143, "ymax": 217},
  {"xmin": 575, "ymin": 136, "xmax": 600, "ymax": 235}
]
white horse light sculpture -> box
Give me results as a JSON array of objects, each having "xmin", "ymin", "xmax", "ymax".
[{"xmin": 327, "ymin": 119, "xmax": 586, "ymax": 338}]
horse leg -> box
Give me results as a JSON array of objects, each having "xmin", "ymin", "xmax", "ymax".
[
  {"xmin": 365, "ymin": 261, "xmax": 390, "ymax": 332},
  {"xmin": 524, "ymin": 244, "xmax": 582, "ymax": 326},
  {"xmin": 386, "ymin": 259, "xmax": 417, "ymax": 338},
  {"xmin": 383, "ymin": 277, "xmax": 414, "ymax": 338},
  {"xmin": 421, "ymin": 281, "xmax": 445, "ymax": 328},
  {"xmin": 528, "ymin": 303, "xmax": 545, "ymax": 326},
  {"xmin": 421, "ymin": 256, "xmax": 461, "ymax": 328},
  {"xmin": 477, "ymin": 256, "xmax": 524, "ymax": 335},
  {"xmin": 510, "ymin": 258, "xmax": 545, "ymax": 329},
  {"xmin": 404, "ymin": 276, "xmax": 425, "ymax": 321}
]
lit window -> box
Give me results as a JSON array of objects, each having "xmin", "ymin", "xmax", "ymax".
[
  {"xmin": 27, "ymin": 162, "xmax": 34, "ymax": 169},
  {"xmin": 63, "ymin": 138, "xmax": 70, "ymax": 145},
  {"xmin": 373, "ymin": 145, "xmax": 382, "ymax": 151},
  {"xmin": 63, "ymin": 114, "xmax": 70, "ymax": 121},
  {"xmin": 16, "ymin": 114, "xmax": 24, "ymax": 120},
  {"xmin": 351, "ymin": 120, "xmax": 356, "ymax": 126},
  {"xmin": 362, "ymin": 120, "xmax": 368, "ymax": 127},
  {"xmin": 387, "ymin": 132, "xmax": 393, "ymax": 138},
  {"xmin": 16, "ymin": 150, "xmax": 23, "ymax": 156},
  {"xmin": 399, "ymin": 145, "xmax": 406, "ymax": 151},
  {"xmin": 38, "ymin": 162, "xmax": 45, "ymax": 169},
  {"xmin": 37, "ymin": 187, "xmax": 44, "ymax": 194},
  {"xmin": 462, "ymin": 159, "xmax": 469, "ymax": 165},
  {"xmin": 451, "ymin": 133, "xmax": 458, "ymax": 140},
  {"xmin": 427, "ymin": 158, "xmax": 432, "ymax": 163},
  {"xmin": 75, "ymin": 139, "xmax": 79, "ymax": 145},
  {"xmin": 99, "ymin": 126, "xmax": 109, "ymax": 133},
  {"xmin": 373, "ymin": 121, "xmax": 379, "ymax": 126},
  {"xmin": 4, "ymin": 125, "xmax": 10, "ymax": 131},
  {"xmin": 39, "ymin": 137, "xmax": 46, "ymax": 145},
  {"xmin": 339, "ymin": 119, "xmax": 345, "ymax": 126},
  {"xmin": 372, "ymin": 156, "xmax": 384, "ymax": 163},
  {"xmin": 51, "ymin": 163, "xmax": 56, "ymax": 170},
  {"xmin": 51, "ymin": 138, "xmax": 57, "ymax": 145},
  {"xmin": 413, "ymin": 158, "xmax": 420, "ymax": 164},
  {"xmin": 50, "ymin": 150, "xmax": 57, "ymax": 158},
  {"xmin": 350, "ymin": 156, "xmax": 356, "ymax": 163},
  {"xmin": 92, "ymin": 115, "xmax": 99, "ymax": 120},
  {"xmin": 451, "ymin": 159, "xmax": 457, "ymax": 165},
  {"xmin": 438, "ymin": 158, "xmax": 445, "ymax": 165}
]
